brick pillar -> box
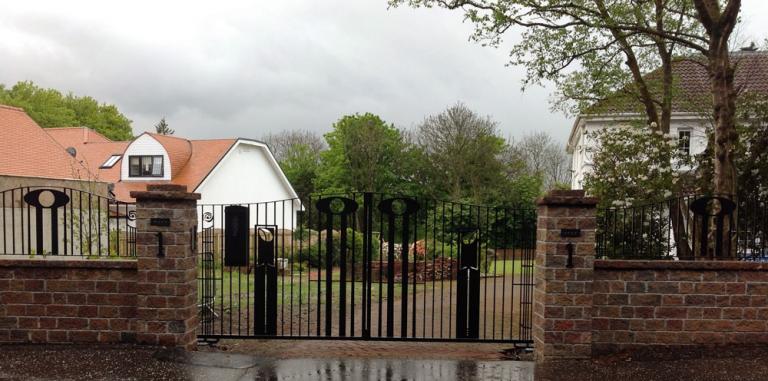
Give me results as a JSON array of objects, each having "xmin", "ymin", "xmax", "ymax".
[
  {"xmin": 131, "ymin": 184, "xmax": 200, "ymax": 350},
  {"xmin": 533, "ymin": 190, "xmax": 598, "ymax": 362}
]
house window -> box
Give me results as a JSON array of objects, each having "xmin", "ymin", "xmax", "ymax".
[
  {"xmin": 128, "ymin": 155, "xmax": 164, "ymax": 177},
  {"xmin": 678, "ymin": 130, "xmax": 692, "ymax": 156},
  {"xmin": 100, "ymin": 154, "xmax": 122, "ymax": 169}
]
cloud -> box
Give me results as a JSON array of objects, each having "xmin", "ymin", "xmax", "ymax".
[{"xmin": 4, "ymin": 1, "xmax": 764, "ymax": 144}]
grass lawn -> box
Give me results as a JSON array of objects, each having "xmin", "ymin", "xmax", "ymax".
[
  {"xmin": 484, "ymin": 259, "xmax": 526, "ymax": 276},
  {"xmin": 199, "ymin": 259, "xmax": 526, "ymax": 311}
]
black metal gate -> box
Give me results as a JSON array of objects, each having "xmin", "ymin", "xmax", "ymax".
[{"xmin": 197, "ymin": 193, "xmax": 536, "ymax": 344}]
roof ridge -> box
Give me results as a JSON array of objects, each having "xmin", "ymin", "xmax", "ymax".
[
  {"xmin": 45, "ymin": 126, "xmax": 89, "ymax": 130},
  {"xmin": 147, "ymin": 132, "xmax": 190, "ymax": 142},
  {"xmin": 45, "ymin": 126, "xmax": 114, "ymax": 144},
  {"xmin": 0, "ymin": 104, "xmax": 25, "ymax": 112},
  {"xmin": 190, "ymin": 138, "xmax": 237, "ymax": 142}
]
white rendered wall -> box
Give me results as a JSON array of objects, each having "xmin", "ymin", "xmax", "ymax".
[
  {"xmin": 569, "ymin": 114, "xmax": 710, "ymax": 190},
  {"xmin": 120, "ymin": 134, "xmax": 171, "ymax": 181},
  {"xmin": 196, "ymin": 141, "xmax": 300, "ymax": 230}
]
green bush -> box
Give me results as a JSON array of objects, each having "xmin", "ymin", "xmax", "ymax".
[
  {"xmin": 297, "ymin": 228, "xmax": 379, "ymax": 268},
  {"xmin": 425, "ymin": 240, "xmax": 459, "ymax": 259}
]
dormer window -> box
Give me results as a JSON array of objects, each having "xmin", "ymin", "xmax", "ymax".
[
  {"xmin": 100, "ymin": 154, "xmax": 122, "ymax": 169},
  {"xmin": 128, "ymin": 155, "xmax": 164, "ymax": 177}
]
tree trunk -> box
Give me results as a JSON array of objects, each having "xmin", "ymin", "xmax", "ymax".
[{"xmin": 709, "ymin": 48, "xmax": 738, "ymax": 197}]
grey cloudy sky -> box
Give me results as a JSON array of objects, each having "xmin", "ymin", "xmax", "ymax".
[{"xmin": 1, "ymin": 1, "xmax": 767, "ymax": 144}]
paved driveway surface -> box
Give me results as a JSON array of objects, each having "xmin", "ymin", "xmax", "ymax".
[{"xmin": 3, "ymin": 343, "xmax": 768, "ymax": 380}]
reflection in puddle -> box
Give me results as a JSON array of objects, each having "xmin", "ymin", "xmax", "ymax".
[{"xmin": 240, "ymin": 359, "xmax": 533, "ymax": 381}]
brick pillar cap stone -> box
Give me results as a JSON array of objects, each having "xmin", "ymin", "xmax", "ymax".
[
  {"xmin": 537, "ymin": 189, "xmax": 598, "ymax": 207},
  {"xmin": 130, "ymin": 184, "xmax": 201, "ymax": 201},
  {"xmin": 147, "ymin": 184, "xmax": 188, "ymax": 192}
]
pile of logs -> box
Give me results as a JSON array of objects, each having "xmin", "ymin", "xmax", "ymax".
[{"xmin": 358, "ymin": 257, "xmax": 457, "ymax": 282}]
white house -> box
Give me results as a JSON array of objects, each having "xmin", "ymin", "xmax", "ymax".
[
  {"xmin": 567, "ymin": 51, "xmax": 768, "ymax": 190},
  {"xmin": 47, "ymin": 128, "xmax": 301, "ymax": 229}
]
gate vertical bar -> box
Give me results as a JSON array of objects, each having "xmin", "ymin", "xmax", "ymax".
[
  {"xmin": 400, "ymin": 212, "xmax": 410, "ymax": 338},
  {"xmin": 324, "ymin": 211, "xmax": 334, "ymax": 336},
  {"xmin": 385, "ymin": 212, "xmax": 395, "ymax": 338},
  {"xmin": 338, "ymin": 214, "xmax": 348, "ymax": 336},
  {"xmin": 363, "ymin": 192, "xmax": 373, "ymax": 338}
]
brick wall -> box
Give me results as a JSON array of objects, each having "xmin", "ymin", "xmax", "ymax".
[
  {"xmin": 0, "ymin": 257, "xmax": 137, "ymax": 343},
  {"xmin": 534, "ymin": 189, "xmax": 768, "ymax": 361},
  {"xmin": 0, "ymin": 184, "xmax": 200, "ymax": 349},
  {"xmin": 593, "ymin": 260, "xmax": 768, "ymax": 355}
]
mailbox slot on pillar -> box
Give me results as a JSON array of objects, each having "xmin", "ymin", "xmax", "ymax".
[
  {"xmin": 560, "ymin": 229, "xmax": 581, "ymax": 269},
  {"xmin": 224, "ymin": 205, "xmax": 249, "ymax": 267}
]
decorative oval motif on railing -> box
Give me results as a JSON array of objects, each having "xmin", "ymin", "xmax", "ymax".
[
  {"xmin": 377, "ymin": 197, "xmax": 419, "ymax": 217},
  {"xmin": 23, "ymin": 189, "xmax": 70, "ymax": 209},
  {"xmin": 202, "ymin": 211, "xmax": 214, "ymax": 229},
  {"xmin": 689, "ymin": 196, "xmax": 737, "ymax": 217},
  {"xmin": 315, "ymin": 196, "xmax": 358, "ymax": 216}
]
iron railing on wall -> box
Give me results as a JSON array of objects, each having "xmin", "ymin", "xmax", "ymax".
[
  {"xmin": 196, "ymin": 192, "xmax": 537, "ymax": 343},
  {"xmin": 597, "ymin": 194, "xmax": 768, "ymax": 261},
  {"xmin": 0, "ymin": 187, "xmax": 136, "ymax": 257}
]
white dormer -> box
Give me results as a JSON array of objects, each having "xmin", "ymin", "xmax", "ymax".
[{"xmin": 120, "ymin": 134, "xmax": 172, "ymax": 181}]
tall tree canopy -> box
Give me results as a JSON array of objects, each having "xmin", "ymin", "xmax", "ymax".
[
  {"xmin": 314, "ymin": 113, "xmax": 420, "ymax": 194},
  {"xmin": 263, "ymin": 130, "xmax": 327, "ymax": 163},
  {"xmin": 389, "ymin": 0, "xmax": 742, "ymax": 196},
  {"xmin": 507, "ymin": 132, "xmax": 571, "ymax": 191},
  {"xmin": 415, "ymin": 103, "xmax": 508, "ymax": 202},
  {"xmin": 263, "ymin": 130, "xmax": 327, "ymax": 199},
  {"xmin": 0, "ymin": 81, "xmax": 133, "ymax": 141}
]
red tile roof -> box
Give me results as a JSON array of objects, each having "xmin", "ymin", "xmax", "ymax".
[
  {"xmin": 0, "ymin": 105, "xmax": 90, "ymax": 180},
  {"xmin": 47, "ymin": 128, "xmax": 236, "ymax": 202},
  {"xmin": 586, "ymin": 52, "xmax": 768, "ymax": 114},
  {"xmin": 172, "ymin": 139, "xmax": 236, "ymax": 189},
  {"xmin": 45, "ymin": 127, "xmax": 111, "ymax": 146},
  {"xmin": 46, "ymin": 128, "xmax": 127, "ymax": 184},
  {"xmin": 146, "ymin": 133, "xmax": 193, "ymax": 178}
]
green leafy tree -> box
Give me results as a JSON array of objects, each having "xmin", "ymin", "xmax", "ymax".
[
  {"xmin": 584, "ymin": 125, "xmax": 693, "ymax": 208},
  {"xmin": 389, "ymin": 0, "xmax": 742, "ymax": 199},
  {"xmin": 154, "ymin": 117, "xmax": 174, "ymax": 135},
  {"xmin": 0, "ymin": 81, "xmax": 133, "ymax": 140},
  {"xmin": 280, "ymin": 143, "xmax": 323, "ymax": 200},
  {"xmin": 696, "ymin": 92, "xmax": 768, "ymax": 202},
  {"xmin": 314, "ymin": 113, "xmax": 419, "ymax": 194},
  {"xmin": 415, "ymin": 103, "xmax": 509, "ymax": 203},
  {"xmin": 262, "ymin": 130, "xmax": 327, "ymax": 200},
  {"xmin": 584, "ymin": 125, "xmax": 695, "ymax": 258}
]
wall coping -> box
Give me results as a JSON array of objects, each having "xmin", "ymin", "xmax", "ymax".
[
  {"xmin": 595, "ymin": 259, "xmax": 768, "ymax": 271},
  {"xmin": 537, "ymin": 189, "xmax": 599, "ymax": 207},
  {"xmin": 0, "ymin": 255, "xmax": 137, "ymax": 269},
  {"xmin": 130, "ymin": 190, "xmax": 201, "ymax": 201}
]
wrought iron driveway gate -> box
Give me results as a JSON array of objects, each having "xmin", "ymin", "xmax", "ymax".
[{"xmin": 197, "ymin": 193, "xmax": 536, "ymax": 344}]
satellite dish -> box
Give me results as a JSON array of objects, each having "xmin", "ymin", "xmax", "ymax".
[{"xmin": 66, "ymin": 147, "xmax": 77, "ymax": 157}]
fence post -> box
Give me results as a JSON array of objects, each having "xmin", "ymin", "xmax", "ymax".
[
  {"xmin": 533, "ymin": 189, "xmax": 598, "ymax": 362},
  {"xmin": 131, "ymin": 184, "xmax": 200, "ymax": 350}
]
